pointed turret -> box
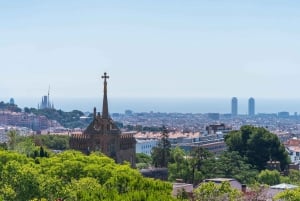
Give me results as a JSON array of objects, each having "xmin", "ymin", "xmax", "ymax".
[
  {"xmin": 48, "ymin": 85, "xmax": 50, "ymax": 108},
  {"xmin": 101, "ymin": 72, "xmax": 110, "ymax": 119}
]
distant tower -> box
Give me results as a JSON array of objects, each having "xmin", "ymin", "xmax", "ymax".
[
  {"xmin": 48, "ymin": 86, "xmax": 50, "ymax": 108},
  {"xmin": 248, "ymin": 97, "xmax": 255, "ymax": 116},
  {"xmin": 40, "ymin": 86, "xmax": 54, "ymax": 110},
  {"xmin": 231, "ymin": 97, "xmax": 238, "ymax": 117},
  {"xmin": 9, "ymin": 98, "xmax": 15, "ymax": 105},
  {"xmin": 101, "ymin": 72, "xmax": 109, "ymax": 119},
  {"xmin": 41, "ymin": 96, "xmax": 48, "ymax": 109}
]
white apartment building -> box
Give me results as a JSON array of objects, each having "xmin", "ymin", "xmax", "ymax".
[{"xmin": 136, "ymin": 139, "xmax": 159, "ymax": 155}]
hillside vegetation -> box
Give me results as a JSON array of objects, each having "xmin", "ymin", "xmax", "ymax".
[{"xmin": 0, "ymin": 150, "xmax": 176, "ymax": 201}]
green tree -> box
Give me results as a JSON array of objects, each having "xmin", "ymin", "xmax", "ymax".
[
  {"xmin": 63, "ymin": 177, "xmax": 104, "ymax": 201},
  {"xmin": 194, "ymin": 181, "xmax": 242, "ymax": 201},
  {"xmin": 257, "ymin": 169, "xmax": 281, "ymax": 185},
  {"xmin": 15, "ymin": 137, "xmax": 36, "ymax": 157},
  {"xmin": 0, "ymin": 184, "xmax": 16, "ymax": 201},
  {"xmin": 0, "ymin": 142, "xmax": 7, "ymax": 150},
  {"xmin": 7, "ymin": 130, "xmax": 17, "ymax": 150},
  {"xmin": 225, "ymin": 125, "xmax": 290, "ymax": 170},
  {"xmin": 38, "ymin": 176, "xmax": 64, "ymax": 201},
  {"xmin": 29, "ymin": 108, "xmax": 90, "ymax": 129},
  {"xmin": 136, "ymin": 153, "xmax": 152, "ymax": 169},
  {"xmin": 168, "ymin": 146, "xmax": 190, "ymax": 182},
  {"xmin": 32, "ymin": 134, "xmax": 69, "ymax": 150},
  {"xmin": 151, "ymin": 126, "xmax": 171, "ymax": 167},
  {"xmin": 189, "ymin": 147, "xmax": 212, "ymax": 185},
  {"xmin": 215, "ymin": 151, "xmax": 258, "ymax": 184},
  {"xmin": 0, "ymin": 149, "xmax": 177, "ymax": 201},
  {"xmin": 136, "ymin": 153, "xmax": 152, "ymax": 164},
  {"xmin": 287, "ymin": 170, "xmax": 300, "ymax": 185},
  {"xmin": 0, "ymin": 102, "xmax": 21, "ymax": 112},
  {"xmin": 1, "ymin": 161, "xmax": 40, "ymax": 201},
  {"xmin": 274, "ymin": 188, "xmax": 300, "ymax": 201}
]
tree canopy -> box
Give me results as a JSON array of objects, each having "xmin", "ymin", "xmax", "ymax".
[
  {"xmin": 225, "ymin": 125, "xmax": 290, "ymax": 170},
  {"xmin": 274, "ymin": 188, "xmax": 300, "ymax": 201},
  {"xmin": 0, "ymin": 101, "xmax": 21, "ymax": 112},
  {"xmin": 33, "ymin": 134, "xmax": 70, "ymax": 150},
  {"xmin": 25, "ymin": 108, "xmax": 91, "ymax": 129},
  {"xmin": 193, "ymin": 181, "xmax": 242, "ymax": 201},
  {"xmin": 0, "ymin": 150, "xmax": 177, "ymax": 201},
  {"xmin": 257, "ymin": 170, "xmax": 281, "ymax": 185},
  {"xmin": 151, "ymin": 126, "xmax": 171, "ymax": 168},
  {"xmin": 168, "ymin": 148, "xmax": 257, "ymax": 185}
]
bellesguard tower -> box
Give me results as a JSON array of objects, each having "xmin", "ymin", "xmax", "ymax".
[{"xmin": 70, "ymin": 72, "xmax": 136, "ymax": 167}]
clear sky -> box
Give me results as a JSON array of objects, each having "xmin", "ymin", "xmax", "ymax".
[{"xmin": 1, "ymin": 0, "xmax": 300, "ymax": 107}]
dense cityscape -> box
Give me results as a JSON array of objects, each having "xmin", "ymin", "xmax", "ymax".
[
  {"xmin": 2, "ymin": 1, "xmax": 300, "ymax": 200},
  {"xmin": 1, "ymin": 75, "xmax": 300, "ymax": 200}
]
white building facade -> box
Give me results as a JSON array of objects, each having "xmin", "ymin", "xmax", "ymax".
[{"xmin": 136, "ymin": 139, "xmax": 159, "ymax": 155}]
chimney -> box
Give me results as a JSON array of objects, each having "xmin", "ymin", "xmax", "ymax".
[{"xmin": 241, "ymin": 184, "xmax": 247, "ymax": 193}]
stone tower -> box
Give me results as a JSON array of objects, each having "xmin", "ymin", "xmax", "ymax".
[{"xmin": 70, "ymin": 72, "xmax": 136, "ymax": 167}]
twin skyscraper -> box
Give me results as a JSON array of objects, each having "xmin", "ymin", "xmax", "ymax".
[{"xmin": 231, "ymin": 97, "xmax": 255, "ymax": 116}]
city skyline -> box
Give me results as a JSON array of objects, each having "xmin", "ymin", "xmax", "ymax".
[
  {"xmin": 1, "ymin": 1, "xmax": 300, "ymax": 103},
  {"xmin": 4, "ymin": 96, "xmax": 300, "ymax": 115},
  {"xmin": 231, "ymin": 97, "xmax": 238, "ymax": 116},
  {"xmin": 248, "ymin": 97, "xmax": 255, "ymax": 116}
]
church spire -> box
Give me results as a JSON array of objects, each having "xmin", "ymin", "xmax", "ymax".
[{"xmin": 101, "ymin": 72, "xmax": 109, "ymax": 119}]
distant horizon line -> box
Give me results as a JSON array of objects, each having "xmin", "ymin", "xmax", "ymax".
[
  {"xmin": 1, "ymin": 97, "xmax": 300, "ymax": 114},
  {"xmin": 4, "ymin": 96, "xmax": 300, "ymax": 100}
]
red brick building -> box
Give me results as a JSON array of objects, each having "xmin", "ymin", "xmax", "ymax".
[{"xmin": 70, "ymin": 73, "xmax": 136, "ymax": 167}]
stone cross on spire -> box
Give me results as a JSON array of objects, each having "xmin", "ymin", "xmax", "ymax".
[
  {"xmin": 101, "ymin": 72, "xmax": 109, "ymax": 119},
  {"xmin": 102, "ymin": 72, "xmax": 109, "ymax": 82}
]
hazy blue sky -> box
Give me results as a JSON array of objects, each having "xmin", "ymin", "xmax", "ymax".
[{"xmin": 1, "ymin": 0, "xmax": 300, "ymax": 107}]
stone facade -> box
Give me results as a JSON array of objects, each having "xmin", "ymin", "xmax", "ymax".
[{"xmin": 69, "ymin": 72, "xmax": 136, "ymax": 167}]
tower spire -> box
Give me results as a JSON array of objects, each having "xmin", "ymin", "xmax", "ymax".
[
  {"xmin": 48, "ymin": 85, "xmax": 50, "ymax": 108},
  {"xmin": 101, "ymin": 72, "xmax": 109, "ymax": 119}
]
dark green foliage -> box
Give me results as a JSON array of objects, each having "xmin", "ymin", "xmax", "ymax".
[
  {"xmin": 136, "ymin": 153, "xmax": 152, "ymax": 164},
  {"xmin": 40, "ymin": 146, "xmax": 45, "ymax": 157},
  {"xmin": 213, "ymin": 151, "xmax": 258, "ymax": 184},
  {"xmin": 287, "ymin": 170, "xmax": 300, "ymax": 185},
  {"xmin": 168, "ymin": 147, "xmax": 191, "ymax": 182},
  {"xmin": 168, "ymin": 147, "xmax": 257, "ymax": 185},
  {"xmin": 189, "ymin": 147, "xmax": 212, "ymax": 185},
  {"xmin": 136, "ymin": 153, "xmax": 152, "ymax": 169},
  {"xmin": 34, "ymin": 134, "xmax": 70, "ymax": 150},
  {"xmin": 0, "ymin": 101, "xmax": 21, "ymax": 112},
  {"xmin": 168, "ymin": 147, "xmax": 213, "ymax": 184},
  {"xmin": 16, "ymin": 134, "xmax": 69, "ymax": 151},
  {"xmin": 0, "ymin": 143, "xmax": 7, "ymax": 150},
  {"xmin": 37, "ymin": 146, "xmax": 49, "ymax": 158},
  {"xmin": 225, "ymin": 125, "xmax": 290, "ymax": 170},
  {"xmin": 26, "ymin": 108, "xmax": 91, "ymax": 129},
  {"xmin": 151, "ymin": 126, "xmax": 171, "ymax": 167},
  {"xmin": 123, "ymin": 125, "xmax": 163, "ymax": 132}
]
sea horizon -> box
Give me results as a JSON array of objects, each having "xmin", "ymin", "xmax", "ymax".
[{"xmin": 3, "ymin": 97, "xmax": 300, "ymax": 115}]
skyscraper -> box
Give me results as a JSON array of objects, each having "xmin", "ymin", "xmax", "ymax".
[
  {"xmin": 231, "ymin": 97, "xmax": 238, "ymax": 117},
  {"xmin": 248, "ymin": 97, "xmax": 255, "ymax": 116}
]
